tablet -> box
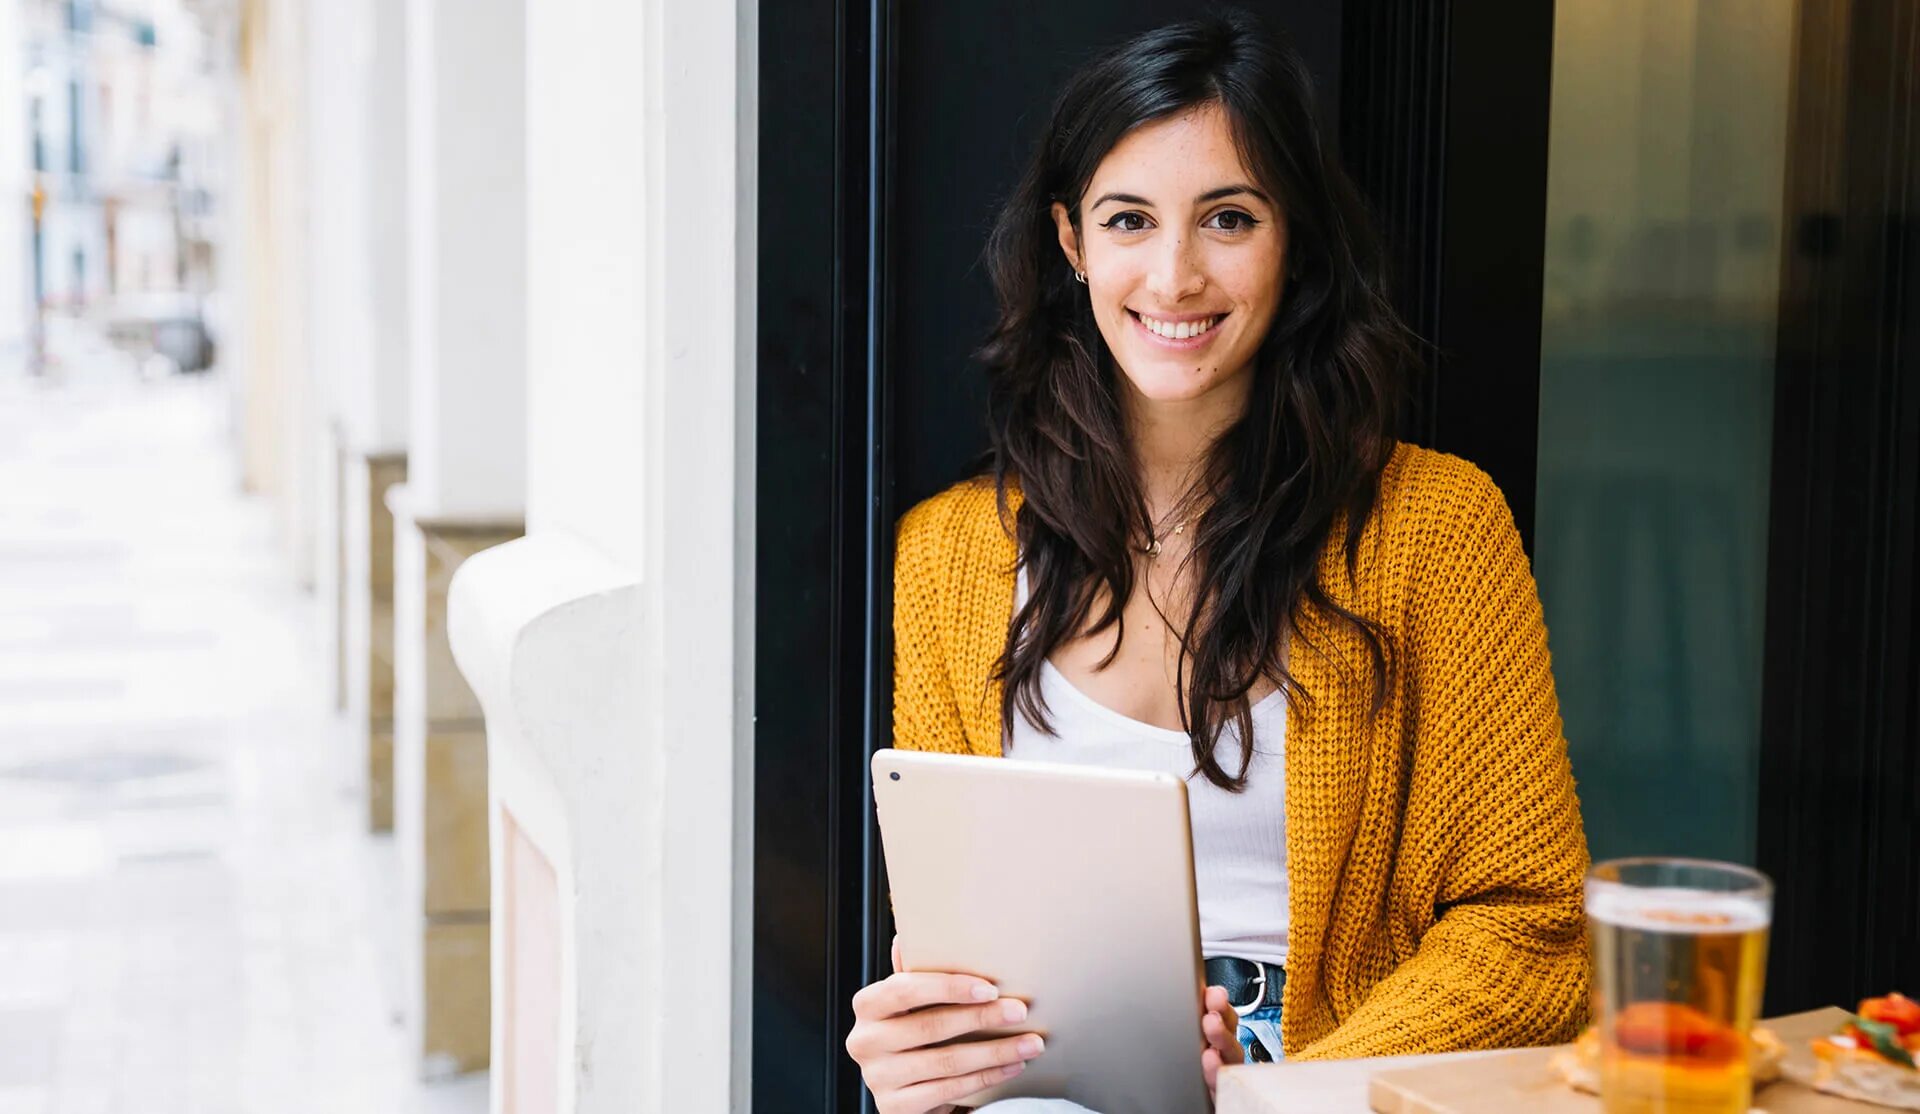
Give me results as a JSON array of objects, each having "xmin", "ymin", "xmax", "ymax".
[{"xmin": 871, "ymin": 748, "xmax": 1211, "ymax": 1114}]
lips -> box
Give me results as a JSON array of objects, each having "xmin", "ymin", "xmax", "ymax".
[{"xmin": 1129, "ymin": 309, "xmax": 1228, "ymax": 347}]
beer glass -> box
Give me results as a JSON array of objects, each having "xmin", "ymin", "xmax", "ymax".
[{"xmin": 1586, "ymin": 858, "xmax": 1772, "ymax": 1114}]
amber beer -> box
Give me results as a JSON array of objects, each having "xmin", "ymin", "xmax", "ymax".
[{"xmin": 1587, "ymin": 859, "xmax": 1773, "ymax": 1114}]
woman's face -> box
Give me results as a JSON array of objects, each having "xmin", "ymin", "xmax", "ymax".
[{"xmin": 1051, "ymin": 102, "xmax": 1288, "ymax": 409}]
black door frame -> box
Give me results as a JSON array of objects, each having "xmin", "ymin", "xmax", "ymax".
[
  {"xmin": 1755, "ymin": 0, "xmax": 1920, "ymax": 1013},
  {"xmin": 754, "ymin": 0, "xmax": 893, "ymax": 1107},
  {"xmin": 1339, "ymin": 1, "xmax": 1557, "ymax": 548}
]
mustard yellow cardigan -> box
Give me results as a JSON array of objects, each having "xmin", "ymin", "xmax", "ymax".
[{"xmin": 891, "ymin": 442, "xmax": 1590, "ymax": 1059}]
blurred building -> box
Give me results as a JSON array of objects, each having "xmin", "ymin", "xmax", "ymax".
[{"xmin": 18, "ymin": 0, "xmax": 226, "ymax": 376}]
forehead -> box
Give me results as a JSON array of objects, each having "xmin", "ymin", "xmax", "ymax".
[{"xmin": 1086, "ymin": 103, "xmax": 1256, "ymax": 201}]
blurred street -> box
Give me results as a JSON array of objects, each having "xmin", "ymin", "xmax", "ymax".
[{"xmin": 0, "ymin": 365, "xmax": 484, "ymax": 1114}]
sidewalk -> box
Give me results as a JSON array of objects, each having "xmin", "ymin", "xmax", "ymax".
[{"xmin": 0, "ymin": 367, "xmax": 486, "ymax": 1114}]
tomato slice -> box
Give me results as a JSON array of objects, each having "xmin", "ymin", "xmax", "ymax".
[
  {"xmin": 1613, "ymin": 1002, "xmax": 1742, "ymax": 1064},
  {"xmin": 1859, "ymin": 993, "xmax": 1920, "ymax": 1037}
]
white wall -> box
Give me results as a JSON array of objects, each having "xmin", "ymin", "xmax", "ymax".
[
  {"xmin": 646, "ymin": 0, "xmax": 756, "ymax": 1104},
  {"xmin": 524, "ymin": 0, "xmax": 646, "ymax": 570},
  {"xmin": 261, "ymin": 0, "xmax": 318, "ymax": 586},
  {"xmin": 304, "ymin": 0, "xmax": 375, "ymax": 443},
  {"xmin": 362, "ymin": 0, "xmax": 410, "ymax": 454},
  {"xmin": 467, "ymin": 0, "xmax": 757, "ymax": 1108},
  {"xmin": 405, "ymin": 0, "xmax": 526, "ymax": 519},
  {"xmin": 304, "ymin": 0, "xmax": 373, "ymax": 657}
]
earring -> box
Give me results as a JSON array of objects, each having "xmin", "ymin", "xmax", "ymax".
[{"xmin": 1074, "ymin": 269, "xmax": 1087, "ymax": 284}]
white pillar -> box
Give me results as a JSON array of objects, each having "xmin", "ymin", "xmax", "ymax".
[
  {"xmin": 305, "ymin": 0, "xmax": 375, "ymax": 425},
  {"xmin": 304, "ymin": 0, "xmax": 374, "ymax": 712},
  {"xmin": 404, "ymin": 0, "xmax": 525, "ymax": 520},
  {"xmin": 330, "ymin": 0, "xmax": 412, "ymax": 814},
  {"xmin": 449, "ymin": 0, "xmax": 754, "ymax": 1107},
  {"xmin": 395, "ymin": 0, "xmax": 527, "ymax": 1077},
  {"xmin": 363, "ymin": 0, "xmax": 412, "ymax": 456},
  {"xmin": 646, "ymin": 0, "xmax": 755, "ymax": 1104},
  {"xmin": 275, "ymin": 0, "xmax": 317, "ymax": 589}
]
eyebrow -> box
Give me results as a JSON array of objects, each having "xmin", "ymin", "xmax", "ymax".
[{"xmin": 1089, "ymin": 184, "xmax": 1270, "ymax": 209}]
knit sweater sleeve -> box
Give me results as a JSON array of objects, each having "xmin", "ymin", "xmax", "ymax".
[
  {"xmin": 891, "ymin": 492, "xmax": 971, "ymax": 754},
  {"xmin": 1297, "ymin": 465, "xmax": 1592, "ymax": 1059}
]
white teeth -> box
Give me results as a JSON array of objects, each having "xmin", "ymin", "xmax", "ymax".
[{"xmin": 1139, "ymin": 313, "xmax": 1219, "ymax": 340}]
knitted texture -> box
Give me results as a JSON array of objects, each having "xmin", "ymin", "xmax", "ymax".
[{"xmin": 891, "ymin": 442, "xmax": 1591, "ymax": 1059}]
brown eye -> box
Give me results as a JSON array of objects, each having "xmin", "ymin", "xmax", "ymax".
[
  {"xmin": 1207, "ymin": 210, "xmax": 1259, "ymax": 232},
  {"xmin": 1101, "ymin": 211, "xmax": 1150, "ymax": 232}
]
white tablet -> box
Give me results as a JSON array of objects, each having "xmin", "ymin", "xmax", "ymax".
[{"xmin": 871, "ymin": 748, "xmax": 1211, "ymax": 1114}]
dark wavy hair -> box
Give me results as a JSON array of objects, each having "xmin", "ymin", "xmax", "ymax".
[{"xmin": 982, "ymin": 10, "xmax": 1413, "ymax": 790}]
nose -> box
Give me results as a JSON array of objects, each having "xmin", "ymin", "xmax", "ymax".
[{"xmin": 1145, "ymin": 231, "xmax": 1207, "ymax": 302}]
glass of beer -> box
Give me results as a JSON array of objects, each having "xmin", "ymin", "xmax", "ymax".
[{"xmin": 1586, "ymin": 858, "xmax": 1772, "ymax": 1114}]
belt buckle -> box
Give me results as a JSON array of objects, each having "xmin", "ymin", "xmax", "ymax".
[{"xmin": 1227, "ymin": 960, "xmax": 1267, "ymax": 1014}]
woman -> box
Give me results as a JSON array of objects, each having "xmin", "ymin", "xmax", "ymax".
[{"xmin": 844, "ymin": 12, "xmax": 1589, "ymax": 1113}]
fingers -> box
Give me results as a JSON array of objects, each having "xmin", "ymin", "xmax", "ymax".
[
  {"xmin": 866, "ymin": 1030, "xmax": 1045, "ymax": 1095},
  {"xmin": 851, "ymin": 971, "xmax": 998, "ymax": 1022},
  {"xmin": 1199, "ymin": 984, "xmax": 1245, "ymax": 1098},
  {"xmin": 886, "ymin": 1057, "xmax": 1027, "ymax": 1114},
  {"xmin": 1201, "ymin": 1006, "xmax": 1243, "ymax": 1063},
  {"xmin": 854, "ymin": 995, "xmax": 1030, "ymax": 1057},
  {"xmin": 891, "ymin": 935, "xmax": 903, "ymax": 975},
  {"xmin": 1204, "ymin": 985, "xmax": 1240, "ymax": 1034}
]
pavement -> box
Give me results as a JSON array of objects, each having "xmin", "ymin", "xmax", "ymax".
[{"xmin": 0, "ymin": 364, "xmax": 488, "ymax": 1114}]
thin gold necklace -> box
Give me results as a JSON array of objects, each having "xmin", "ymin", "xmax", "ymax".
[{"xmin": 1138, "ymin": 513, "xmax": 1190, "ymax": 557}]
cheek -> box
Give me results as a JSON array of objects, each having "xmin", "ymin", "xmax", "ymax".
[
  {"xmin": 1218, "ymin": 260, "xmax": 1284, "ymax": 322},
  {"xmin": 1090, "ymin": 266, "xmax": 1149, "ymax": 327}
]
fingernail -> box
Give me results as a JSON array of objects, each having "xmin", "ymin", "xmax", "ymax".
[
  {"xmin": 972, "ymin": 983, "xmax": 997, "ymax": 1002},
  {"xmin": 1001, "ymin": 1062, "xmax": 1026, "ymax": 1079},
  {"xmin": 1001, "ymin": 998, "xmax": 1027, "ymax": 1023},
  {"xmin": 1019, "ymin": 1034, "xmax": 1045, "ymax": 1057}
]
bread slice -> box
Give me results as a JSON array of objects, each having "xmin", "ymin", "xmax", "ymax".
[
  {"xmin": 1801, "ymin": 1033, "xmax": 1920, "ymax": 1111},
  {"xmin": 1551, "ymin": 1026, "xmax": 1784, "ymax": 1095}
]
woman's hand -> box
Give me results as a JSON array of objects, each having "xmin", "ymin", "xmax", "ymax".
[
  {"xmin": 845, "ymin": 937, "xmax": 1048, "ymax": 1114},
  {"xmin": 1200, "ymin": 984, "xmax": 1246, "ymax": 1097}
]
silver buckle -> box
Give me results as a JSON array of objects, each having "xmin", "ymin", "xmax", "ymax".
[{"xmin": 1227, "ymin": 960, "xmax": 1267, "ymax": 1013}]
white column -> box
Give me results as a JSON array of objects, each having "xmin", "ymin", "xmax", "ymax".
[
  {"xmin": 235, "ymin": 0, "xmax": 319, "ymax": 584},
  {"xmin": 395, "ymin": 0, "xmax": 527, "ymax": 1077},
  {"xmin": 326, "ymin": 0, "xmax": 412, "ymax": 822},
  {"xmin": 363, "ymin": 0, "xmax": 412, "ymax": 455},
  {"xmin": 274, "ymin": 0, "xmax": 317, "ymax": 588},
  {"xmin": 303, "ymin": 0, "xmax": 374, "ymax": 711},
  {"xmin": 0, "ymin": 0, "xmax": 29, "ymax": 372},
  {"xmin": 305, "ymin": 0, "xmax": 374, "ymax": 433},
  {"xmin": 648, "ymin": 0, "xmax": 755, "ymax": 1104},
  {"xmin": 449, "ymin": 0, "xmax": 755, "ymax": 1108},
  {"xmin": 404, "ymin": 0, "xmax": 525, "ymax": 519}
]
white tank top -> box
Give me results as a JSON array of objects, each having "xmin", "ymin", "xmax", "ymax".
[{"xmin": 1007, "ymin": 567, "xmax": 1290, "ymax": 966}]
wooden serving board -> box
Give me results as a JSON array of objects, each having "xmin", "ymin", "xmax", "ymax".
[{"xmin": 1368, "ymin": 1008, "xmax": 1890, "ymax": 1114}]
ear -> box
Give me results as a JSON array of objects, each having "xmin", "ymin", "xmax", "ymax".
[{"xmin": 1049, "ymin": 201, "xmax": 1082, "ymax": 276}]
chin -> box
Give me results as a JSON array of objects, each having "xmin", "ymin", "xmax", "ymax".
[{"xmin": 1115, "ymin": 351, "xmax": 1245, "ymax": 404}]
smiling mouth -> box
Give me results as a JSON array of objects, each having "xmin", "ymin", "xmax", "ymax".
[{"xmin": 1129, "ymin": 310, "xmax": 1228, "ymax": 341}]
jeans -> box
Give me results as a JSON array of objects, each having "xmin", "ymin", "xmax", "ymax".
[
  {"xmin": 976, "ymin": 1003, "xmax": 1284, "ymax": 1112},
  {"xmin": 1235, "ymin": 1002, "xmax": 1285, "ymax": 1062}
]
